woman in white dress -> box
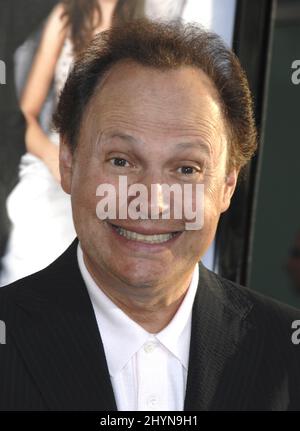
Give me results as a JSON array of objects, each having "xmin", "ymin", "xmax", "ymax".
[{"xmin": 0, "ymin": 0, "xmax": 143, "ymax": 286}]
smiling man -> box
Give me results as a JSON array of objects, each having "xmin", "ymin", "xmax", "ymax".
[{"xmin": 0, "ymin": 20, "xmax": 300, "ymax": 411}]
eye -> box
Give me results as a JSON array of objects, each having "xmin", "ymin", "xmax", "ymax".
[
  {"xmin": 177, "ymin": 166, "xmax": 200, "ymax": 176},
  {"xmin": 110, "ymin": 157, "xmax": 130, "ymax": 167}
]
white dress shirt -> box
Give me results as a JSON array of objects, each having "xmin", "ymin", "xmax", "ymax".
[{"xmin": 77, "ymin": 243, "xmax": 199, "ymax": 411}]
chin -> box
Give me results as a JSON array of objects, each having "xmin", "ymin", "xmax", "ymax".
[{"xmin": 113, "ymin": 259, "xmax": 167, "ymax": 288}]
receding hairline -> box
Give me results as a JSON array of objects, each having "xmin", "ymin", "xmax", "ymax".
[{"xmin": 76, "ymin": 58, "xmax": 228, "ymax": 144}]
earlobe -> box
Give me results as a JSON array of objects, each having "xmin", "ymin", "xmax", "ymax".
[
  {"xmin": 59, "ymin": 137, "xmax": 73, "ymax": 195},
  {"xmin": 220, "ymin": 168, "xmax": 239, "ymax": 213}
]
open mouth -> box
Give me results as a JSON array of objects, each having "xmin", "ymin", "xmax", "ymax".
[{"xmin": 109, "ymin": 222, "xmax": 182, "ymax": 244}]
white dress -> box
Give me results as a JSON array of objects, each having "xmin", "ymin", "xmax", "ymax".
[{"xmin": 0, "ymin": 38, "xmax": 76, "ymax": 286}]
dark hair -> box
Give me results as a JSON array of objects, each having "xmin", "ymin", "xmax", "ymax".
[
  {"xmin": 61, "ymin": 0, "xmax": 144, "ymax": 55},
  {"xmin": 53, "ymin": 19, "xmax": 257, "ymax": 171}
]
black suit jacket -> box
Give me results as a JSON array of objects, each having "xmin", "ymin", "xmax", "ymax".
[{"xmin": 0, "ymin": 239, "xmax": 300, "ymax": 411}]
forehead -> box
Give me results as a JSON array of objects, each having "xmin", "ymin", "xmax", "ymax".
[{"xmin": 80, "ymin": 61, "xmax": 226, "ymax": 141}]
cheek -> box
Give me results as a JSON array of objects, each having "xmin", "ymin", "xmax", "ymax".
[
  {"xmin": 181, "ymin": 229, "xmax": 213, "ymax": 263},
  {"xmin": 70, "ymin": 168, "xmax": 102, "ymax": 229},
  {"xmin": 195, "ymin": 183, "xmax": 223, "ymax": 243},
  {"xmin": 203, "ymin": 177, "xmax": 225, "ymax": 215},
  {"xmin": 71, "ymin": 158, "xmax": 112, "ymax": 204},
  {"xmin": 71, "ymin": 175, "xmax": 95, "ymax": 211}
]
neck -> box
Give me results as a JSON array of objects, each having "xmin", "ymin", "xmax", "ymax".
[{"xmin": 83, "ymin": 254, "xmax": 194, "ymax": 333}]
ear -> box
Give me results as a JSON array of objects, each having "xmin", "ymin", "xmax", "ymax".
[
  {"xmin": 59, "ymin": 136, "xmax": 73, "ymax": 195},
  {"xmin": 220, "ymin": 168, "xmax": 239, "ymax": 213}
]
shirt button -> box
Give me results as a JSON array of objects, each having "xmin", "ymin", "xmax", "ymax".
[
  {"xmin": 143, "ymin": 341, "xmax": 157, "ymax": 353},
  {"xmin": 147, "ymin": 394, "xmax": 158, "ymax": 407}
]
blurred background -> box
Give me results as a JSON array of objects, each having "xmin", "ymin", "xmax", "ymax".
[
  {"xmin": 0, "ymin": 0, "xmax": 300, "ymax": 308},
  {"xmin": 216, "ymin": 0, "xmax": 300, "ymax": 309}
]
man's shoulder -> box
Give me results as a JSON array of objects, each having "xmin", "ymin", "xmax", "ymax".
[
  {"xmin": 200, "ymin": 267, "xmax": 300, "ymax": 374},
  {"xmin": 0, "ymin": 240, "xmax": 79, "ymax": 315},
  {"xmin": 0, "ymin": 266, "xmax": 55, "ymax": 315},
  {"xmin": 203, "ymin": 265, "xmax": 300, "ymax": 326},
  {"xmin": 0, "ymin": 268, "xmax": 49, "ymax": 296}
]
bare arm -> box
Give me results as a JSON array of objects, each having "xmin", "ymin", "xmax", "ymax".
[{"xmin": 20, "ymin": 3, "xmax": 68, "ymax": 181}]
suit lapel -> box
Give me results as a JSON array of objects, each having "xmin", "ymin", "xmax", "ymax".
[
  {"xmin": 8, "ymin": 240, "xmax": 117, "ymax": 411},
  {"xmin": 184, "ymin": 263, "xmax": 261, "ymax": 411}
]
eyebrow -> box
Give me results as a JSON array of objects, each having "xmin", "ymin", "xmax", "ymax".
[
  {"xmin": 174, "ymin": 141, "xmax": 211, "ymax": 156},
  {"xmin": 102, "ymin": 132, "xmax": 211, "ymax": 156},
  {"xmin": 109, "ymin": 132, "xmax": 143, "ymax": 146}
]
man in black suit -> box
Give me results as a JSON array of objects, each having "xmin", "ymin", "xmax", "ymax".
[
  {"xmin": 0, "ymin": 0, "xmax": 57, "ymax": 260},
  {"xmin": 0, "ymin": 19, "xmax": 300, "ymax": 411}
]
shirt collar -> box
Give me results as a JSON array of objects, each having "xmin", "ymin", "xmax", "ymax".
[{"xmin": 77, "ymin": 243, "xmax": 199, "ymax": 377}]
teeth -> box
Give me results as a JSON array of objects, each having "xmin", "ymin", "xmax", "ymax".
[{"xmin": 116, "ymin": 226, "xmax": 174, "ymax": 244}]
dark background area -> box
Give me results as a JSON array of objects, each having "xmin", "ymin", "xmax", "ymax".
[{"xmin": 217, "ymin": 0, "xmax": 300, "ymax": 309}]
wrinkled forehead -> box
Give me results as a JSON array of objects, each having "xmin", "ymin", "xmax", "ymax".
[{"xmin": 78, "ymin": 60, "xmax": 227, "ymax": 146}]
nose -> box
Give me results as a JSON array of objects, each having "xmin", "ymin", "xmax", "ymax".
[
  {"xmin": 149, "ymin": 183, "xmax": 171, "ymax": 219},
  {"xmin": 127, "ymin": 171, "xmax": 173, "ymax": 220}
]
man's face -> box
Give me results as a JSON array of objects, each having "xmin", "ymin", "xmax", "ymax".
[{"xmin": 60, "ymin": 62, "xmax": 238, "ymax": 288}]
